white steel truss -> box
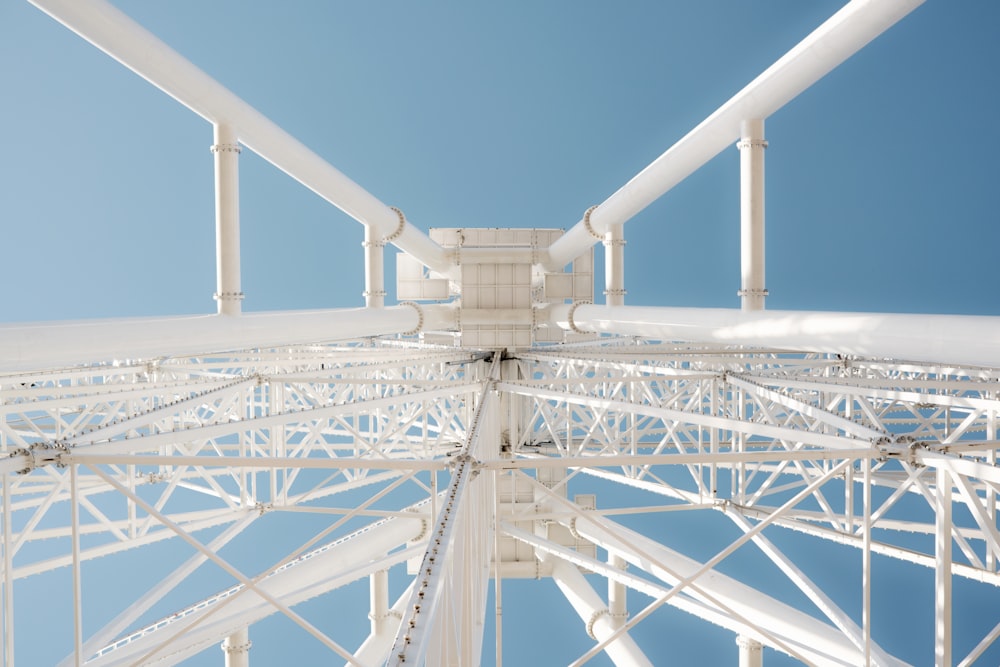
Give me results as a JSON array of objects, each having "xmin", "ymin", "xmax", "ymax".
[
  {"xmin": 5, "ymin": 0, "xmax": 999, "ymax": 666},
  {"xmin": 4, "ymin": 341, "xmax": 999, "ymax": 665}
]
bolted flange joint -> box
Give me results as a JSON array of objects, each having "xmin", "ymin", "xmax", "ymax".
[
  {"xmin": 585, "ymin": 608, "xmax": 611, "ymax": 639},
  {"xmin": 221, "ymin": 638, "xmax": 252, "ymax": 655},
  {"xmin": 12, "ymin": 443, "xmax": 69, "ymax": 474}
]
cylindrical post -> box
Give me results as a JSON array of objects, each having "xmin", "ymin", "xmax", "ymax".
[
  {"xmin": 221, "ymin": 627, "xmax": 251, "ymax": 667},
  {"xmin": 3, "ymin": 470, "xmax": 14, "ymax": 667},
  {"xmin": 935, "ymin": 467, "xmax": 952, "ymax": 666},
  {"xmin": 737, "ymin": 119, "xmax": 766, "ymax": 312},
  {"xmin": 736, "ymin": 635, "xmax": 763, "ymax": 667},
  {"xmin": 369, "ymin": 569, "xmax": 389, "ymax": 636},
  {"xmin": 70, "ymin": 466, "xmax": 83, "ymax": 667},
  {"xmin": 363, "ymin": 225, "xmax": 386, "ymax": 308},
  {"xmin": 212, "ymin": 123, "xmax": 244, "ymax": 315},
  {"xmin": 608, "ymin": 552, "xmax": 628, "ymax": 630},
  {"xmin": 603, "ymin": 223, "xmax": 626, "ymax": 306}
]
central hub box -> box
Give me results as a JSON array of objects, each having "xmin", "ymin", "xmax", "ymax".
[{"xmin": 397, "ymin": 228, "xmax": 593, "ymax": 348}]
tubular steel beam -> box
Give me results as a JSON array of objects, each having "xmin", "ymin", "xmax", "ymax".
[
  {"xmin": 541, "ymin": 551, "xmax": 653, "ymax": 667},
  {"xmin": 545, "ymin": 0, "xmax": 925, "ymax": 269},
  {"xmin": 551, "ymin": 304, "xmax": 1000, "ymax": 368},
  {"xmin": 935, "ymin": 467, "xmax": 953, "ymax": 666},
  {"xmin": 0, "ymin": 306, "xmax": 428, "ymax": 372},
  {"xmin": 212, "ymin": 123, "xmax": 243, "ymax": 315},
  {"xmin": 738, "ymin": 118, "xmax": 766, "ymax": 312},
  {"xmin": 27, "ymin": 0, "xmax": 451, "ymax": 274}
]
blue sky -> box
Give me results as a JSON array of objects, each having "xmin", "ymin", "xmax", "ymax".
[
  {"xmin": 2, "ymin": 1, "xmax": 1000, "ymax": 665},
  {"xmin": 2, "ymin": 1, "xmax": 998, "ymax": 322}
]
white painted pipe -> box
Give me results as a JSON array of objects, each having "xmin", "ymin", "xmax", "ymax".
[
  {"xmin": 569, "ymin": 515, "xmax": 905, "ymax": 667},
  {"xmin": 82, "ymin": 516, "xmax": 426, "ymax": 667},
  {"xmin": 551, "ymin": 304, "xmax": 1000, "ymax": 368},
  {"xmin": 604, "ymin": 223, "xmax": 626, "ymax": 306},
  {"xmin": 353, "ymin": 581, "xmax": 413, "ymax": 667},
  {"xmin": 0, "ymin": 307, "xmax": 422, "ymax": 372},
  {"xmin": 221, "ymin": 627, "xmax": 251, "ymax": 667},
  {"xmin": 213, "ymin": 123, "xmax": 243, "ymax": 315},
  {"xmin": 545, "ymin": 0, "xmax": 926, "ymax": 270},
  {"xmin": 27, "ymin": 0, "xmax": 451, "ymax": 275},
  {"xmin": 540, "ymin": 552, "xmax": 653, "ymax": 667},
  {"xmin": 607, "ymin": 552, "xmax": 628, "ymax": 630},
  {"xmin": 737, "ymin": 635, "xmax": 764, "ymax": 667},
  {"xmin": 363, "ymin": 226, "xmax": 386, "ymax": 308},
  {"xmin": 368, "ymin": 570, "xmax": 389, "ymax": 636},
  {"xmin": 738, "ymin": 119, "xmax": 766, "ymax": 312}
]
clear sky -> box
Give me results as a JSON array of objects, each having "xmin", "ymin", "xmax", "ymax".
[{"xmin": 1, "ymin": 1, "xmax": 999, "ymax": 665}]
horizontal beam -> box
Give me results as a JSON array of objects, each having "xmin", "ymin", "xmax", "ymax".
[
  {"xmin": 914, "ymin": 449, "xmax": 1000, "ymax": 488},
  {"xmin": 28, "ymin": 0, "xmax": 451, "ymax": 273},
  {"xmin": 551, "ymin": 304, "xmax": 1000, "ymax": 368},
  {"xmin": 494, "ymin": 449, "xmax": 875, "ymax": 468},
  {"xmin": 500, "ymin": 379, "xmax": 869, "ymax": 450},
  {"xmin": 545, "ymin": 0, "xmax": 925, "ymax": 268},
  {"xmin": 0, "ymin": 306, "xmax": 427, "ymax": 372}
]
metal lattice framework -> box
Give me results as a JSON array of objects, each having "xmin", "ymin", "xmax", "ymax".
[{"xmin": 4, "ymin": 0, "xmax": 998, "ymax": 666}]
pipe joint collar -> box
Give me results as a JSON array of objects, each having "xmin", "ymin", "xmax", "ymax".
[
  {"xmin": 384, "ymin": 207, "xmax": 407, "ymax": 243},
  {"xmin": 210, "ymin": 143, "xmax": 242, "ymax": 154},
  {"xmin": 567, "ymin": 300, "xmax": 592, "ymax": 334},
  {"xmin": 585, "ymin": 608, "xmax": 611, "ymax": 639},
  {"xmin": 736, "ymin": 138, "xmax": 768, "ymax": 151},
  {"xmin": 583, "ymin": 205, "xmax": 603, "ymax": 240},
  {"xmin": 398, "ymin": 301, "xmax": 424, "ymax": 336}
]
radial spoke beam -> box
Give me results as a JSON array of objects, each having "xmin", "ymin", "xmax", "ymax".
[
  {"xmin": 389, "ymin": 356, "xmax": 500, "ymax": 666},
  {"xmin": 26, "ymin": 0, "xmax": 451, "ymax": 274},
  {"xmin": 545, "ymin": 0, "xmax": 925, "ymax": 269},
  {"xmin": 553, "ymin": 304, "xmax": 1000, "ymax": 368},
  {"xmin": 0, "ymin": 306, "xmax": 431, "ymax": 373},
  {"xmin": 542, "ymin": 550, "xmax": 653, "ymax": 667}
]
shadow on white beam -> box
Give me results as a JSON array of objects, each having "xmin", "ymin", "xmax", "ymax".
[{"xmin": 551, "ymin": 303, "xmax": 1000, "ymax": 368}]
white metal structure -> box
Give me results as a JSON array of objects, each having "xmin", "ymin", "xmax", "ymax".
[{"xmin": 3, "ymin": 1, "xmax": 998, "ymax": 666}]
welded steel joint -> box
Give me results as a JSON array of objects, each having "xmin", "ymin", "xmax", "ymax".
[{"xmin": 10, "ymin": 442, "xmax": 68, "ymax": 474}]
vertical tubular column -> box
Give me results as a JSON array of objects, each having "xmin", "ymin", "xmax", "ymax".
[
  {"xmin": 603, "ymin": 223, "xmax": 626, "ymax": 306},
  {"xmin": 70, "ymin": 466, "xmax": 83, "ymax": 667},
  {"xmin": 608, "ymin": 553, "xmax": 628, "ymax": 630},
  {"xmin": 736, "ymin": 635, "xmax": 763, "ymax": 667},
  {"xmin": 862, "ymin": 457, "xmax": 872, "ymax": 666},
  {"xmin": 987, "ymin": 406, "xmax": 996, "ymax": 573},
  {"xmin": 369, "ymin": 570, "xmax": 389, "ymax": 636},
  {"xmin": 737, "ymin": 119, "xmax": 767, "ymax": 312},
  {"xmin": 212, "ymin": 123, "xmax": 244, "ymax": 315},
  {"xmin": 935, "ymin": 468, "xmax": 952, "ymax": 666},
  {"xmin": 2, "ymin": 472, "xmax": 12, "ymax": 667},
  {"xmin": 363, "ymin": 225, "xmax": 386, "ymax": 308},
  {"xmin": 221, "ymin": 627, "xmax": 251, "ymax": 667},
  {"xmin": 493, "ymin": 470, "xmax": 504, "ymax": 667}
]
